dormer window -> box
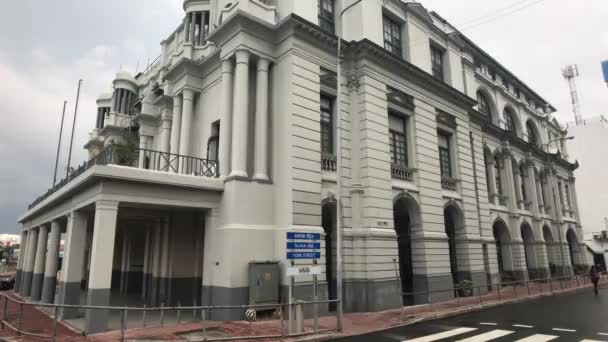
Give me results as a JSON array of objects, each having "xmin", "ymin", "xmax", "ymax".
[
  {"xmin": 185, "ymin": 10, "xmax": 210, "ymax": 46},
  {"xmin": 430, "ymin": 44, "xmax": 445, "ymax": 82},
  {"xmin": 318, "ymin": 0, "xmax": 335, "ymax": 34},
  {"xmin": 383, "ymin": 15, "xmax": 402, "ymax": 57}
]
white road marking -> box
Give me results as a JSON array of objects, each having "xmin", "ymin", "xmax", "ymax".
[
  {"xmin": 513, "ymin": 334, "xmax": 558, "ymax": 342},
  {"xmin": 456, "ymin": 329, "xmax": 514, "ymax": 342},
  {"xmin": 580, "ymin": 340, "xmax": 606, "ymax": 342},
  {"xmin": 598, "ymin": 333, "xmax": 608, "ymax": 336},
  {"xmin": 479, "ymin": 322, "xmax": 498, "ymax": 326},
  {"xmin": 551, "ymin": 328, "xmax": 576, "ymax": 332},
  {"xmin": 403, "ymin": 327, "xmax": 478, "ymax": 342},
  {"xmin": 513, "ymin": 324, "xmax": 534, "ymax": 329}
]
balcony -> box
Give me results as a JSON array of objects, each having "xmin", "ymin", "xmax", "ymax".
[
  {"xmin": 392, "ymin": 164, "xmax": 416, "ymax": 182},
  {"xmin": 321, "ymin": 153, "xmax": 337, "ymax": 173},
  {"xmin": 28, "ymin": 145, "xmax": 219, "ymax": 210},
  {"xmin": 441, "ymin": 176, "xmax": 459, "ymax": 192}
]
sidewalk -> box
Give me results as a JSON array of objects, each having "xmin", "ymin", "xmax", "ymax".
[{"xmin": 0, "ymin": 277, "xmax": 601, "ymax": 341}]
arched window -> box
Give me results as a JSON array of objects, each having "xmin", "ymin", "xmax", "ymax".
[
  {"xmin": 477, "ymin": 91, "xmax": 491, "ymax": 116},
  {"xmin": 527, "ymin": 121, "xmax": 538, "ymax": 146},
  {"xmin": 484, "ymin": 150, "xmax": 493, "ymax": 197},
  {"xmin": 519, "ymin": 163, "xmax": 527, "ymax": 203},
  {"xmin": 504, "ymin": 108, "xmax": 516, "ymax": 133},
  {"xmin": 494, "ymin": 154, "xmax": 503, "ymax": 196}
]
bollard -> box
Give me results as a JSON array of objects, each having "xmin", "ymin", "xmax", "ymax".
[
  {"xmin": 294, "ymin": 301, "xmax": 304, "ymax": 334},
  {"xmin": 202, "ymin": 308, "xmax": 207, "ymax": 341},
  {"xmin": 576, "ymin": 275, "xmax": 580, "ymax": 287},
  {"xmin": 337, "ymin": 300, "xmax": 343, "ymax": 333},
  {"xmin": 17, "ymin": 303, "xmax": 23, "ymax": 335},
  {"xmin": 526, "ymin": 281, "xmax": 530, "ymax": 296},
  {"xmin": 279, "ymin": 304, "xmax": 285, "ymax": 337},
  {"xmin": 497, "ymin": 284, "xmax": 501, "ymax": 301},
  {"xmin": 52, "ymin": 306, "xmax": 59, "ymax": 342},
  {"xmin": 142, "ymin": 304, "xmax": 147, "ymax": 328},
  {"xmin": 2, "ymin": 296, "xmax": 7, "ymax": 329},
  {"xmin": 478, "ymin": 286, "xmax": 483, "ymax": 305}
]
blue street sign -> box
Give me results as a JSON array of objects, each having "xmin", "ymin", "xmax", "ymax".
[
  {"xmin": 287, "ymin": 232, "xmax": 320, "ymax": 241},
  {"xmin": 287, "ymin": 252, "xmax": 321, "ymax": 260},
  {"xmin": 287, "ymin": 242, "xmax": 321, "ymax": 250}
]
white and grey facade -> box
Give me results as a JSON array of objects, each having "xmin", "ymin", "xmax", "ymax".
[{"xmin": 16, "ymin": 0, "xmax": 587, "ymax": 334}]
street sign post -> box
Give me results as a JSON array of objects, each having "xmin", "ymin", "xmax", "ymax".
[{"xmin": 285, "ymin": 231, "xmax": 321, "ymax": 333}]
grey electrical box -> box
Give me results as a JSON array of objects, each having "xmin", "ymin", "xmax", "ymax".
[{"xmin": 248, "ymin": 261, "xmax": 280, "ymax": 306}]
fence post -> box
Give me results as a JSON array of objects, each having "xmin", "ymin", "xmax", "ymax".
[
  {"xmin": 160, "ymin": 302, "xmax": 165, "ymax": 326},
  {"xmin": 279, "ymin": 304, "xmax": 285, "ymax": 337},
  {"xmin": 526, "ymin": 280, "xmax": 530, "ymax": 296},
  {"xmin": 17, "ymin": 303, "xmax": 23, "ymax": 335},
  {"xmin": 177, "ymin": 301, "xmax": 181, "ymax": 324},
  {"xmin": 202, "ymin": 307, "xmax": 207, "ymax": 341},
  {"xmin": 576, "ymin": 275, "xmax": 580, "ymax": 287},
  {"xmin": 549, "ymin": 278, "xmax": 553, "ymax": 293},
  {"xmin": 120, "ymin": 309, "xmax": 126, "ymax": 342},
  {"xmin": 2, "ymin": 296, "xmax": 7, "ymax": 329},
  {"xmin": 52, "ymin": 306, "xmax": 59, "ymax": 342},
  {"xmin": 337, "ymin": 299, "xmax": 343, "ymax": 333},
  {"xmin": 142, "ymin": 304, "xmax": 147, "ymax": 328},
  {"xmin": 478, "ymin": 286, "xmax": 483, "ymax": 305},
  {"xmin": 497, "ymin": 283, "xmax": 501, "ymax": 301}
]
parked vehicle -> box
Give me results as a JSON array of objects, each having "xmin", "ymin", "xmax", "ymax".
[{"xmin": 0, "ymin": 276, "xmax": 15, "ymax": 291}]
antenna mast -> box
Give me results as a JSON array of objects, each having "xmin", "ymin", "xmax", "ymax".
[{"xmin": 562, "ymin": 64, "xmax": 582, "ymax": 126}]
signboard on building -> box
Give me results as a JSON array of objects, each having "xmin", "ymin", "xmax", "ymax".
[{"xmin": 285, "ymin": 232, "xmax": 320, "ymax": 260}]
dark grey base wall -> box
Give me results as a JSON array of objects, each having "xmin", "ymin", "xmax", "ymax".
[
  {"xmin": 201, "ymin": 285, "xmax": 248, "ymax": 321},
  {"xmin": 56, "ymin": 281, "xmax": 83, "ymax": 319},
  {"xmin": 20, "ymin": 271, "xmax": 33, "ymax": 297},
  {"xmin": 528, "ymin": 268, "xmax": 550, "ymax": 280},
  {"xmin": 343, "ymin": 279, "xmax": 401, "ymax": 313},
  {"xmin": 84, "ymin": 288, "xmax": 110, "ymax": 334},
  {"xmin": 412, "ymin": 274, "xmax": 454, "ymax": 304},
  {"xmin": 501, "ymin": 270, "xmax": 527, "ymax": 282},
  {"xmin": 14, "ymin": 270, "xmax": 22, "ymax": 293},
  {"xmin": 457, "ymin": 271, "xmax": 490, "ymax": 294},
  {"xmin": 41, "ymin": 276, "xmax": 57, "ymax": 303},
  {"xmin": 30, "ymin": 273, "xmax": 44, "ymax": 301}
]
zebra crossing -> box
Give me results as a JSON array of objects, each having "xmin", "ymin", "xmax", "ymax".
[{"xmin": 395, "ymin": 325, "xmax": 608, "ymax": 342}]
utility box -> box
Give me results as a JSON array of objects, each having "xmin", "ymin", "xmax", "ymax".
[{"xmin": 248, "ymin": 261, "xmax": 280, "ymax": 306}]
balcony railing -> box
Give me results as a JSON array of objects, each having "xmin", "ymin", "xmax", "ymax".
[
  {"xmin": 441, "ymin": 176, "xmax": 459, "ymax": 191},
  {"xmin": 391, "ymin": 164, "xmax": 416, "ymax": 182},
  {"xmin": 321, "ymin": 153, "xmax": 337, "ymax": 172},
  {"xmin": 28, "ymin": 145, "xmax": 219, "ymax": 210}
]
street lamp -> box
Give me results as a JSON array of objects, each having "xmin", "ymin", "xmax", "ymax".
[
  {"xmin": 542, "ymin": 136, "xmax": 574, "ymax": 276},
  {"xmin": 335, "ymin": 0, "xmax": 362, "ymax": 331}
]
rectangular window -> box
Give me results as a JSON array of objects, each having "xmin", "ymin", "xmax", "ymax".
[
  {"xmin": 383, "ymin": 15, "xmax": 402, "ymax": 57},
  {"xmin": 320, "ymin": 95, "xmax": 334, "ymax": 154},
  {"xmin": 389, "ymin": 113, "xmax": 407, "ymax": 167},
  {"xmin": 430, "ymin": 45, "xmax": 444, "ymax": 81},
  {"xmin": 489, "ymin": 69, "xmax": 496, "ymax": 81},
  {"xmin": 565, "ymin": 184, "xmax": 572, "ymax": 209},
  {"xmin": 438, "ymin": 132, "xmax": 452, "ymax": 178},
  {"xmin": 558, "ymin": 181, "xmax": 565, "ymax": 207},
  {"xmin": 318, "ymin": 0, "xmax": 335, "ymax": 34}
]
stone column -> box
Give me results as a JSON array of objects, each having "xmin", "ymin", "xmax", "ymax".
[
  {"xmin": 85, "ymin": 201, "xmax": 119, "ymax": 334},
  {"xmin": 15, "ymin": 230, "xmax": 28, "ymax": 293},
  {"xmin": 57, "ymin": 211, "xmax": 87, "ymax": 319},
  {"xmin": 159, "ymin": 108, "xmax": 172, "ymax": 170},
  {"xmin": 230, "ymin": 50, "xmax": 250, "ymax": 178},
  {"xmin": 21, "ymin": 228, "xmax": 39, "ymax": 297},
  {"xmin": 120, "ymin": 89, "xmax": 128, "ymax": 114},
  {"xmin": 159, "ymin": 218, "xmax": 171, "ymax": 304},
  {"xmin": 502, "ymin": 151, "xmax": 517, "ymax": 211},
  {"xmin": 142, "ymin": 227, "xmax": 151, "ymax": 300},
  {"xmin": 179, "ymin": 89, "xmax": 196, "ymax": 161},
  {"xmin": 218, "ymin": 59, "xmax": 234, "ymax": 177},
  {"xmin": 253, "ymin": 58, "xmax": 270, "ymax": 181},
  {"xmin": 149, "ymin": 222, "xmax": 162, "ymax": 305},
  {"xmin": 120, "ymin": 233, "xmax": 129, "ymax": 294},
  {"xmin": 169, "ymin": 95, "xmax": 183, "ymax": 172},
  {"xmin": 41, "ymin": 221, "xmax": 61, "ymax": 303},
  {"xmin": 526, "ymin": 161, "xmax": 540, "ymax": 216},
  {"xmin": 138, "ymin": 135, "xmax": 148, "ymax": 169}
]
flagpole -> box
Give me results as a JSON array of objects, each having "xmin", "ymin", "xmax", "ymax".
[
  {"xmin": 52, "ymin": 100, "xmax": 68, "ymax": 186},
  {"xmin": 66, "ymin": 79, "xmax": 83, "ymax": 178}
]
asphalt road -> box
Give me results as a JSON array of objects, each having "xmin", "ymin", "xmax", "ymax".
[{"xmin": 334, "ymin": 287, "xmax": 608, "ymax": 341}]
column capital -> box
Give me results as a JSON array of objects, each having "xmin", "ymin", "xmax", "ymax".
[
  {"xmin": 257, "ymin": 57, "xmax": 270, "ymax": 72},
  {"xmin": 235, "ymin": 49, "xmax": 250, "ymax": 64},
  {"xmin": 221, "ymin": 58, "xmax": 234, "ymax": 73},
  {"xmin": 96, "ymin": 200, "xmax": 119, "ymax": 211},
  {"xmin": 182, "ymin": 88, "xmax": 197, "ymax": 101}
]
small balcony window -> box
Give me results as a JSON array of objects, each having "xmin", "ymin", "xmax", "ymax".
[{"xmin": 318, "ymin": 0, "xmax": 335, "ymax": 34}]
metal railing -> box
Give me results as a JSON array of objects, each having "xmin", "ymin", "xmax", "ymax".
[
  {"xmin": 392, "ymin": 164, "xmax": 416, "ymax": 182},
  {"xmin": 0, "ymin": 294, "xmax": 340, "ymax": 342},
  {"xmin": 321, "ymin": 153, "xmax": 337, "ymax": 172},
  {"xmin": 441, "ymin": 176, "xmax": 459, "ymax": 191},
  {"xmin": 399, "ymin": 273, "xmax": 601, "ymax": 320},
  {"xmin": 28, "ymin": 145, "xmax": 219, "ymax": 209}
]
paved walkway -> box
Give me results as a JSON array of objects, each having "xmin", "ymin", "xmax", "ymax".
[{"xmin": 0, "ymin": 277, "xmax": 602, "ymax": 341}]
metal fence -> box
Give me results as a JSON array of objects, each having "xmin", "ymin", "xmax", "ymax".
[
  {"xmin": 0, "ymin": 294, "xmax": 340, "ymax": 342},
  {"xmin": 399, "ymin": 273, "xmax": 600, "ymax": 320}
]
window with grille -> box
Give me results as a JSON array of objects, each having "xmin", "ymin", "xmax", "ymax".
[
  {"xmin": 565, "ymin": 183, "xmax": 572, "ymax": 210},
  {"xmin": 504, "ymin": 109, "xmax": 516, "ymax": 133},
  {"xmin": 477, "ymin": 91, "xmax": 490, "ymax": 116},
  {"xmin": 527, "ymin": 121, "xmax": 538, "ymax": 146},
  {"xmin": 389, "ymin": 114, "xmax": 407, "ymax": 166},
  {"xmin": 438, "ymin": 132, "xmax": 452, "ymax": 178},
  {"xmin": 430, "ymin": 45, "xmax": 444, "ymax": 81},
  {"xmin": 318, "ymin": 0, "xmax": 335, "ymax": 34},
  {"xmin": 320, "ymin": 95, "xmax": 334, "ymax": 154},
  {"xmin": 519, "ymin": 164, "xmax": 527, "ymax": 202},
  {"xmin": 494, "ymin": 155, "xmax": 503, "ymax": 196},
  {"xmin": 558, "ymin": 181, "xmax": 565, "ymax": 208},
  {"xmin": 383, "ymin": 15, "xmax": 402, "ymax": 57}
]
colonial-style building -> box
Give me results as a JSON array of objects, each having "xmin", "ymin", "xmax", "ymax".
[{"xmin": 15, "ymin": 0, "xmax": 586, "ymax": 334}]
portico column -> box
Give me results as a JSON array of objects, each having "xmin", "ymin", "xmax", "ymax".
[
  {"xmin": 85, "ymin": 201, "xmax": 119, "ymax": 334},
  {"xmin": 218, "ymin": 59, "xmax": 234, "ymax": 177},
  {"xmin": 230, "ymin": 49, "xmax": 250, "ymax": 178},
  {"xmin": 253, "ymin": 58, "xmax": 270, "ymax": 181},
  {"xmin": 138, "ymin": 135, "xmax": 149, "ymax": 169},
  {"xmin": 159, "ymin": 108, "xmax": 172, "ymax": 170},
  {"xmin": 159, "ymin": 218, "xmax": 171, "ymax": 304},
  {"xmin": 14, "ymin": 230, "xmax": 28, "ymax": 293},
  {"xmin": 169, "ymin": 95, "xmax": 183, "ymax": 172},
  {"xmin": 179, "ymin": 89, "xmax": 196, "ymax": 163},
  {"xmin": 502, "ymin": 151, "xmax": 517, "ymax": 211},
  {"xmin": 21, "ymin": 228, "xmax": 39, "ymax": 297},
  {"xmin": 57, "ymin": 211, "xmax": 87, "ymax": 319},
  {"xmin": 32, "ymin": 225, "xmax": 49, "ymax": 300},
  {"xmin": 526, "ymin": 161, "xmax": 540, "ymax": 216},
  {"xmin": 41, "ymin": 221, "xmax": 61, "ymax": 303}
]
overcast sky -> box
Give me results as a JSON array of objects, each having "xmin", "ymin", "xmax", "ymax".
[{"xmin": 0, "ymin": 1, "xmax": 606, "ymax": 233}]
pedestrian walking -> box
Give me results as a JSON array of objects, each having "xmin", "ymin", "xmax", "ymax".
[{"xmin": 590, "ymin": 265, "xmax": 600, "ymax": 295}]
